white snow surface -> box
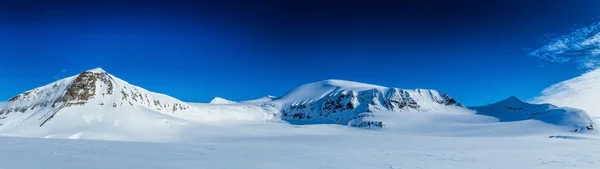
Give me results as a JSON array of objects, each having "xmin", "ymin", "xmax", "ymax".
[
  {"xmin": 277, "ymin": 79, "xmax": 388, "ymax": 104},
  {"xmin": 1, "ymin": 121, "xmax": 600, "ymax": 169},
  {"xmin": 242, "ymin": 95, "xmax": 277, "ymax": 103},
  {"xmin": 473, "ymin": 96, "xmax": 597, "ymax": 133},
  {"xmin": 1, "ymin": 70, "xmax": 600, "ymax": 168},
  {"xmin": 209, "ymin": 97, "xmax": 236, "ymax": 104},
  {"xmin": 273, "ymin": 79, "xmax": 464, "ymax": 128},
  {"xmin": 533, "ymin": 68, "xmax": 600, "ymax": 117}
]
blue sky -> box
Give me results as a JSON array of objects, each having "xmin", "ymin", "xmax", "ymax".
[{"xmin": 1, "ymin": 0, "xmax": 600, "ymax": 106}]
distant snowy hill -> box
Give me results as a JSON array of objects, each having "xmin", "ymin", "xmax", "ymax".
[
  {"xmin": 209, "ymin": 97, "xmax": 236, "ymax": 104},
  {"xmin": 0, "ymin": 102, "xmax": 5, "ymax": 109},
  {"xmin": 271, "ymin": 79, "xmax": 463, "ymax": 128},
  {"xmin": 243, "ymin": 95, "xmax": 277, "ymax": 104},
  {"xmin": 473, "ymin": 96, "xmax": 597, "ymax": 133},
  {"xmin": 533, "ymin": 68, "xmax": 600, "ymax": 117}
]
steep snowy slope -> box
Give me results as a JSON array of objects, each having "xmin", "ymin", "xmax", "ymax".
[
  {"xmin": 209, "ymin": 97, "xmax": 236, "ymax": 104},
  {"xmin": 473, "ymin": 96, "xmax": 597, "ymax": 133},
  {"xmin": 0, "ymin": 68, "xmax": 210, "ymax": 140},
  {"xmin": 272, "ymin": 80, "xmax": 463, "ymax": 128},
  {"xmin": 532, "ymin": 68, "xmax": 600, "ymax": 117}
]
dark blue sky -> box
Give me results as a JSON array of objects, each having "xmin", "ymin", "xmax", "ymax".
[{"xmin": 1, "ymin": 0, "xmax": 600, "ymax": 106}]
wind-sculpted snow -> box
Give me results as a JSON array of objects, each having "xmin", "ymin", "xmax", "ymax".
[
  {"xmin": 530, "ymin": 21, "xmax": 600, "ymax": 69},
  {"xmin": 473, "ymin": 96, "xmax": 597, "ymax": 133},
  {"xmin": 532, "ymin": 68, "xmax": 600, "ymax": 117}
]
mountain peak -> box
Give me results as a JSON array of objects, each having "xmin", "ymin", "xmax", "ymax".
[
  {"xmin": 497, "ymin": 96, "xmax": 524, "ymax": 105},
  {"xmin": 86, "ymin": 67, "xmax": 106, "ymax": 73},
  {"xmin": 209, "ymin": 97, "xmax": 236, "ymax": 104},
  {"xmin": 505, "ymin": 96, "xmax": 521, "ymax": 101},
  {"xmin": 0, "ymin": 67, "xmax": 193, "ymax": 129}
]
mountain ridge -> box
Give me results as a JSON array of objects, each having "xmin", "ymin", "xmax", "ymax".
[
  {"xmin": 273, "ymin": 79, "xmax": 464, "ymax": 128},
  {"xmin": 473, "ymin": 96, "xmax": 597, "ymax": 133}
]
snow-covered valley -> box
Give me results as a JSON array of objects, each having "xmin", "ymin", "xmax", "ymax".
[{"xmin": 1, "ymin": 68, "xmax": 600, "ymax": 168}]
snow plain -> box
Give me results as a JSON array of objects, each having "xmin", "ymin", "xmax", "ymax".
[
  {"xmin": 0, "ymin": 103, "xmax": 599, "ymax": 169},
  {"xmin": 1, "ymin": 121, "xmax": 599, "ymax": 169}
]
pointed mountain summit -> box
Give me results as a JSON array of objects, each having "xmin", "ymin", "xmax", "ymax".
[
  {"xmin": 87, "ymin": 67, "xmax": 107, "ymax": 73},
  {"xmin": 495, "ymin": 96, "xmax": 526, "ymax": 105},
  {"xmin": 472, "ymin": 96, "xmax": 597, "ymax": 132},
  {"xmin": 209, "ymin": 97, "xmax": 236, "ymax": 104},
  {"xmin": 0, "ymin": 68, "xmax": 195, "ymax": 133}
]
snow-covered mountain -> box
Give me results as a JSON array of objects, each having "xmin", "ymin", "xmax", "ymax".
[
  {"xmin": 271, "ymin": 80, "xmax": 464, "ymax": 128},
  {"xmin": 473, "ymin": 96, "xmax": 597, "ymax": 133},
  {"xmin": 0, "ymin": 68, "xmax": 209, "ymax": 140},
  {"xmin": 532, "ymin": 68, "xmax": 600, "ymax": 117},
  {"xmin": 209, "ymin": 97, "xmax": 236, "ymax": 104}
]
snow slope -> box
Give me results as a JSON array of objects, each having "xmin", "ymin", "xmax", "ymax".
[
  {"xmin": 209, "ymin": 97, "xmax": 236, "ymax": 104},
  {"xmin": 242, "ymin": 95, "xmax": 277, "ymax": 103},
  {"xmin": 0, "ymin": 68, "xmax": 212, "ymax": 141},
  {"xmin": 273, "ymin": 79, "xmax": 463, "ymax": 128},
  {"xmin": 472, "ymin": 96, "xmax": 597, "ymax": 133},
  {"xmin": 185, "ymin": 102, "xmax": 276, "ymax": 122},
  {"xmin": 533, "ymin": 68, "xmax": 600, "ymax": 117}
]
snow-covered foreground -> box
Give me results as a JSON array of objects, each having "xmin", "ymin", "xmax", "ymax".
[{"xmin": 0, "ymin": 122, "xmax": 599, "ymax": 169}]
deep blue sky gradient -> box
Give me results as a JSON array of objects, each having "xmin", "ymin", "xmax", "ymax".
[{"xmin": 1, "ymin": 0, "xmax": 600, "ymax": 106}]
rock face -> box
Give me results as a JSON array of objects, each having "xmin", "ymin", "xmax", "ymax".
[
  {"xmin": 472, "ymin": 96, "xmax": 597, "ymax": 133},
  {"xmin": 275, "ymin": 80, "xmax": 463, "ymax": 128},
  {"xmin": 0, "ymin": 68, "xmax": 192, "ymax": 129}
]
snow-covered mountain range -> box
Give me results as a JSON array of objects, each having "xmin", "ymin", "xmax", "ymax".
[{"xmin": 0, "ymin": 68, "xmax": 596, "ymax": 140}]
